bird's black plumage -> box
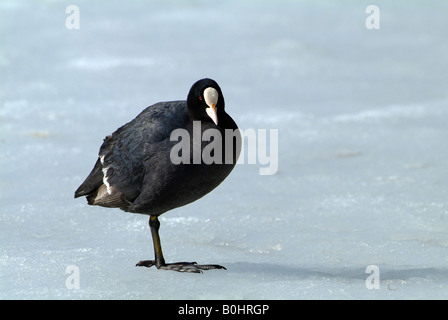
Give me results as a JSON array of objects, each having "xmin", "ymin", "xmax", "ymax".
[{"xmin": 75, "ymin": 78, "xmax": 240, "ymax": 273}]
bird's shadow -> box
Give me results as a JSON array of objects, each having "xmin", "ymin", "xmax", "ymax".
[{"xmin": 223, "ymin": 262, "xmax": 448, "ymax": 282}]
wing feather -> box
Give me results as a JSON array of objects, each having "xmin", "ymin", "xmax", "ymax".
[{"xmin": 74, "ymin": 101, "xmax": 189, "ymax": 210}]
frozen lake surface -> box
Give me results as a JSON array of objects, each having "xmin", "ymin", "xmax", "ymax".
[{"xmin": 1, "ymin": 0, "xmax": 448, "ymax": 299}]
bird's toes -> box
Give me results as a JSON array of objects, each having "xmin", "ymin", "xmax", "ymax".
[
  {"xmin": 195, "ymin": 264, "xmax": 227, "ymax": 271},
  {"xmin": 160, "ymin": 262, "xmax": 226, "ymax": 273},
  {"xmin": 135, "ymin": 260, "xmax": 156, "ymax": 268},
  {"xmin": 160, "ymin": 262, "xmax": 203, "ymax": 273}
]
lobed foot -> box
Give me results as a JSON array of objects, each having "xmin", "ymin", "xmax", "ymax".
[{"xmin": 136, "ymin": 260, "xmax": 226, "ymax": 273}]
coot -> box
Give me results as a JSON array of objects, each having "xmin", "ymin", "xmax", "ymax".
[{"xmin": 75, "ymin": 78, "xmax": 240, "ymax": 273}]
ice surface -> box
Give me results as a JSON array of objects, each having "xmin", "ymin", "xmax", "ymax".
[{"xmin": 1, "ymin": 0, "xmax": 448, "ymax": 299}]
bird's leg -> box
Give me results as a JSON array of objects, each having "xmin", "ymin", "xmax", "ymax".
[
  {"xmin": 135, "ymin": 215, "xmax": 165, "ymax": 268},
  {"xmin": 136, "ymin": 216, "xmax": 226, "ymax": 273}
]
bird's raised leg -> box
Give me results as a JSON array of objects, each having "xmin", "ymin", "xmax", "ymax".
[{"xmin": 136, "ymin": 216, "xmax": 226, "ymax": 273}]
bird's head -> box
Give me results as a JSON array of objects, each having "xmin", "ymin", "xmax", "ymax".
[{"xmin": 187, "ymin": 78, "xmax": 225, "ymax": 126}]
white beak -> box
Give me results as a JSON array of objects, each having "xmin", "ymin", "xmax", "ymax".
[{"xmin": 204, "ymin": 87, "xmax": 219, "ymax": 125}]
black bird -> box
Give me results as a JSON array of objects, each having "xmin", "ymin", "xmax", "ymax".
[{"xmin": 74, "ymin": 78, "xmax": 241, "ymax": 273}]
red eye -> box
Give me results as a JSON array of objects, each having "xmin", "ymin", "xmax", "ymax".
[{"xmin": 199, "ymin": 96, "xmax": 203, "ymax": 101}]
